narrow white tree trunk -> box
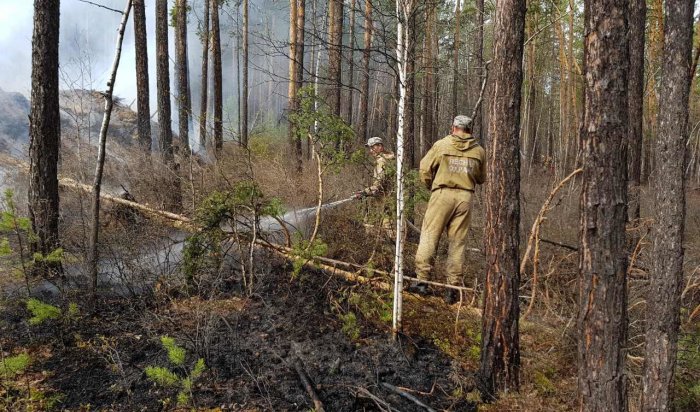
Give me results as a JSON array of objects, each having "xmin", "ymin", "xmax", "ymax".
[
  {"xmin": 89, "ymin": 0, "xmax": 133, "ymax": 294},
  {"xmin": 392, "ymin": 0, "xmax": 409, "ymax": 338}
]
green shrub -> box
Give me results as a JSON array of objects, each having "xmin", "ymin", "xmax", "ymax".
[
  {"xmin": 145, "ymin": 336, "xmax": 206, "ymax": 407},
  {"xmin": 26, "ymin": 298, "xmax": 61, "ymax": 325},
  {"xmin": 145, "ymin": 366, "xmax": 179, "ymax": 387},
  {"xmin": 0, "ymin": 353, "xmax": 30, "ymax": 379},
  {"xmin": 160, "ymin": 336, "xmax": 186, "ymax": 366},
  {"xmin": 290, "ymin": 235, "xmax": 328, "ymax": 278},
  {"xmin": 340, "ymin": 312, "xmax": 361, "ymax": 341}
]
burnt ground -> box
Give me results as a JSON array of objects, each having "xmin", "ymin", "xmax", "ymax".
[{"xmin": 0, "ymin": 252, "xmax": 480, "ymax": 411}]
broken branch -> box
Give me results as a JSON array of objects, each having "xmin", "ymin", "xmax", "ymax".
[
  {"xmin": 381, "ymin": 382, "xmax": 437, "ymax": 412},
  {"xmin": 293, "ymin": 358, "xmax": 325, "ymax": 412}
]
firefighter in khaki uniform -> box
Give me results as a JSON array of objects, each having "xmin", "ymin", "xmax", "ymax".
[
  {"xmin": 408, "ymin": 115, "xmax": 485, "ymax": 304},
  {"xmin": 354, "ymin": 137, "xmax": 395, "ymax": 230}
]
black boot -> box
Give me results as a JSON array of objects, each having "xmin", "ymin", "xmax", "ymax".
[
  {"xmin": 443, "ymin": 288, "xmax": 460, "ymax": 305},
  {"xmin": 406, "ymin": 281, "xmax": 429, "ymax": 295}
]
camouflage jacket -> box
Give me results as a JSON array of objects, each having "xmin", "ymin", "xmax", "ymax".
[
  {"xmin": 419, "ymin": 133, "xmax": 485, "ymax": 191},
  {"xmin": 363, "ymin": 151, "xmax": 395, "ymax": 196}
]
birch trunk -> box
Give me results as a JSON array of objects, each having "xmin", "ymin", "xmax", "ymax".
[
  {"xmin": 89, "ymin": 0, "xmax": 133, "ymax": 292},
  {"xmin": 392, "ymin": 0, "xmax": 411, "ymax": 339}
]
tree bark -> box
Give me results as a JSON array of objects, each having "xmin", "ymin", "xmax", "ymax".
[
  {"xmin": 198, "ymin": 0, "xmax": 210, "ymax": 149},
  {"xmin": 404, "ymin": 5, "xmax": 415, "ymax": 168},
  {"xmin": 287, "ymin": 0, "xmax": 304, "ymax": 171},
  {"xmin": 28, "ymin": 0, "xmax": 62, "ymax": 276},
  {"xmin": 133, "ymin": 0, "xmax": 151, "ymax": 150},
  {"xmin": 89, "ymin": 0, "xmax": 133, "ymax": 293},
  {"xmin": 627, "ymin": 0, "xmax": 645, "ymax": 221},
  {"xmin": 295, "ymin": 0, "xmax": 305, "ymax": 167},
  {"xmin": 421, "ymin": 1, "xmax": 437, "ymax": 154},
  {"xmin": 451, "ymin": 0, "xmax": 461, "ymax": 120},
  {"xmin": 392, "ymin": 0, "xmax": 411, "ymax": 339},
  {"xmin": 175, "ymin": 0, "xmax": 192, "ymax": 157},
  {"xmin": 156, "ymin": 0, "xmax": 173, "ymax": 164},
  {"xmin": 479, "ymin": 0, "xmax": 526, "ymax": 397},
  {"xmin": 642, "ymin": 0, "xmax": 693, "ymax": 409},
  {"xmin": 211, "ymin": 0, "xmax": 223, "ymax": 154},
  {"xmin": 156, "ymin": 0, "xmax": 179, "ymax": 212},
  {"xmin": 472, "ymin": 0, "xmax": 485, "ymax": 143},
  {"xmin": 346, "ymin": 0, "xmax": 356, "ymax": 127},
  {"xmin": 288, "ymin": 0, "xmax": 299, "ymax": 154},
  {"xmin": 327, "ymin": 0, "xmax": 344, "ymax": 116},
  {"xmin": 577, "ymin": 0, "xmax": 629, "ymax": 409},
  {"xmin": 242, "ymin": 0, "xmax": 249, "ymax": 147},
  {"xmin": 358, "ymin": 0, "xmax": 372, "ymax": 144}
]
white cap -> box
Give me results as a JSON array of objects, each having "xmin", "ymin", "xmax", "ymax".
[{"xmin": 366, "ymin": 136, "xmax": 384, "ymax": 147}]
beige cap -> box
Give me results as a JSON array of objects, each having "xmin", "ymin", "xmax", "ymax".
[{"xmin": 366, "ymin": 136, "xmax": 384, "ymax": 147}]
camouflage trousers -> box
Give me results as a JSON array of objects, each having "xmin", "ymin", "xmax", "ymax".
[
  {"xmin": 364, "ymin": 195, "xmax": 394, "ymax": 233},
  {"xmin": 414, "ymin": 188, "xmax": 473, "ymax": 285}
]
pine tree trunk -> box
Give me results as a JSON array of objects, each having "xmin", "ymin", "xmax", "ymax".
[
  {"xmin": 295, "ymin": 0, "xmax": 305, "ymax": 168},
  {"xmin": 472, "ymin": 0, "xmax": 485, "ymax": 143},
  {"xmin": 451, "ymin": 0, "xmax": 461, "ymax": 120},
  {"xmin": 288, "ymin": 0, "xmax": 299, "ymax": 155},
  {"xmin": 577, "ymin": 0, "xmax": 629, "ymax": 408},
  {"xmin": 421, "ymin": 1, "xmax": 437, "ymax": 153},
  {"xmin": 242, "ymin": 0, "xmax": 249, "ymax": 148},
  {"xmin": 156, "ymin": 0, "xmax": 173, "ymax": 164},
  {"xmin": 28, "ymin": 0, "xmax": 62, "ymax": 275},
  {"xmin": 627, "ymin": 0, "xmax": 645, "ymax": 221},
  {"xmin": 235, "ymin": 4, "xmax": 241, "ymax": 140},
  {"xmin": 346, "ymin": 0, "xmax": 356, "ymax": 127},
  {"xmin": 327, "ymin": 0, "xmax": 344, "ymax": 116},
  {"xmin": 133, "ymin": 0, "xmax": 152, "ymax": 150},
  {"xmin": 198, "ymin": 0, "xmax": 210, "ymax": 149},
  {"xmin": 176, "ymin": 0, "xmax": 192, "ymax": 157},
  {"xmin": 358, "ymin": 0, "xmax": 372, "ymax": 144},
  {"xmin": 480, "ymin": 0, "xmax": 525, "ymax": 398},
  {"xmin": 404, "ymin": 7, "xmax": 415, "ymax": 168},
  {"xmin": 211, "ymin": 0, "xmax": 223, "ymax": 154},
  {"xmin": 642, "ymin": 0, "xmax": 693, "ymax": 409}
]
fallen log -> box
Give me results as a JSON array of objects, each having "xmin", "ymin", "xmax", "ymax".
[{"xmin": 256, "ymin": 239, "xmax": 474, "ymax": 293}]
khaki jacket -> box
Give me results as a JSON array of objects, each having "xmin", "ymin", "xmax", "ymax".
[
  {"xmin": 363, "ymin": 151, "xmax": 395, "ymax": 196},
  {"xmin": 419, "ymin": 133, "xmax": 485, "ymax": 191}
]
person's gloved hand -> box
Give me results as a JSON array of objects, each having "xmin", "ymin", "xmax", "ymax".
[{"xmin": 352, "ymin": 191, "xmax": 365, "ymax": 200}]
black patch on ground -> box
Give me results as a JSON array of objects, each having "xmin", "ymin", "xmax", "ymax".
[{"xmin": 0, "ymin": 261, "xmax": 477, "ymax": 411}]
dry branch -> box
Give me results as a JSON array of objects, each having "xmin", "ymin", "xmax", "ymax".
[
  {"xmin": 293, "ymin": 358, "xmax": 325, "ymax": 412},
  {"xmin": 381, "ymin": 382, "xmax": 437, "ymax": 412},
  {"xmin": 520, "ymin": 168, "xmax": 581, "ymax": 319}
]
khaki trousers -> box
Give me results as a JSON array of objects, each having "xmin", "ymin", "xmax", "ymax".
[{"xmin": 414, "ymin": 188, "xmax": 473, "ymax": 285}]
